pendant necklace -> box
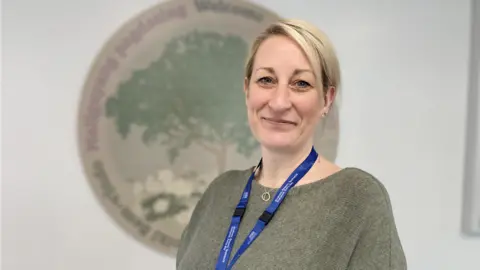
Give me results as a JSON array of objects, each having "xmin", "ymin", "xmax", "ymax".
[
  {"xmin": 258, "ymin": 172, "xmax": 284, "ymax": 202},
  {"xmin": 257, "ymin": 169, "xmax": 276, "ymax": 202},
  {"xmin": 257, "ymin": 167, "xmax": 289, "ymax": 202},
  {"xmin": 261, "ymin": 187, "xmax": 273, "ymax": 202}
]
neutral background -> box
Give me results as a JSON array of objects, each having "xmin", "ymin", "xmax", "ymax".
[{"xmin": 3, "ymin": 0, "xmax": 480, "ymax": 269}]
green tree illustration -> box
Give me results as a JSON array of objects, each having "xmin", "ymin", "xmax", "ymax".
[{"xmin": 105, "ymin": 30, "xmax": 258, "ymax": 174}]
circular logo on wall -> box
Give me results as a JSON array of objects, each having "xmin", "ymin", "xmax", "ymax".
[{"xmin": 77, "ymin": 0, "xmax": 339, "ymax": 257}]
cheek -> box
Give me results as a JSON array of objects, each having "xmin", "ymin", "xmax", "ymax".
[
  {"xmin": 295, "ymin": 95, "xmax": 323, "ymax": 121},
  {"xmin": 246, "ymin": 89, "xmax": 269, "ymax": 110}
]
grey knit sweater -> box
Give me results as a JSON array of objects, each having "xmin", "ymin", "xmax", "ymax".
[{"xmin": 176, "ymin": 167, "xmax": 407, "ymax": 269}]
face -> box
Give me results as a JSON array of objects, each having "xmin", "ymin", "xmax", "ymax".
[{"xmin": 244, "ymin": 35, "xmax": 332, "ymax": 152}]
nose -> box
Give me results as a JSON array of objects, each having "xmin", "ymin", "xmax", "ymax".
[{"xmin": 268, "ymin": 85, "xmax": 292, "ymax": 112}]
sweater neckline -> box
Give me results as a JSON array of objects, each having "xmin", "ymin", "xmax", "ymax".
[{"xmin": 247, "ymin": 166, "xmax": 356, "ymax": 195}]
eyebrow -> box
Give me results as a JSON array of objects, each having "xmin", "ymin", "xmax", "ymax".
[{"xmin": 255, "ymin": 67, "xmax": 313, "ymax": 76}]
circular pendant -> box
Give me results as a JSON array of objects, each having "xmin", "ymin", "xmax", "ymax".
[{"xmin": 261, "ymin": 192, "xmax": 271, "ymax": 202}]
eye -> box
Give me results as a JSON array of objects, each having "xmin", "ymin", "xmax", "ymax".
[
  {"xmin": 257, "ymin": 77, "xmax": 275, "ymax": 86},
  {"xmin": 294, "ymin": 80, "xmax": 312, "ymax": 89}
]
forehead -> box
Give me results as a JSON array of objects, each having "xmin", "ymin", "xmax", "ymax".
[{"xmin": 254, "ymin": 35, "xmax": 312, "ymax": 71}]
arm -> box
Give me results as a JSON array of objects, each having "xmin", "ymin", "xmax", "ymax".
[
  {"xmin": 176, "ymin": 181, "xmax": 213, "ymax": 268},
  {"xmin": 176, "ymin": 170, "xmax": 234, "ymax": 268},
  {"xmin": 347, "ymin": 181, "xmax": 407, "ymax": 270}
]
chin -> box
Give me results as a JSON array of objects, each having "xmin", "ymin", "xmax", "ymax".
[
  {"xmin": 257, "ymin": 132, "xmax": 300, "ymax": 152},
  {"xmin": 249, "ymin": 119, "xmax": 311, "ymax": 152}
]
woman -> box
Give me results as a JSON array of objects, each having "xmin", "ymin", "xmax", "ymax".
[{"xmin": 176, "ymin": 19, "xmax": 407, "ymax": 270}]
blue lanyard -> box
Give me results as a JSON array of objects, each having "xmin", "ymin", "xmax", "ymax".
[{"xmin": 215, "ymin": 147, "xmax": 318, "ymax": 270}]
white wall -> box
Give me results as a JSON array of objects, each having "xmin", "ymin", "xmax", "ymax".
[{"xmin": 3, "ymin": 0, "xmax": 479, "ymax": 269}]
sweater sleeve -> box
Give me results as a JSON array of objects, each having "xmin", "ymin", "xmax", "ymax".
[
  {"xmin": 176, "ymin": 170, "xmax": 235, "ymax": 268},
  {"xmin": 347, "ymin": 179, "xmax": 407, "ymax": 270},
  {"xmin": 175, "ymin": 186, "xmax": 210, "ymax": 268},
  {"xmin": 176, "ymin": 175, "xmax": 216, "ymax": 268}
]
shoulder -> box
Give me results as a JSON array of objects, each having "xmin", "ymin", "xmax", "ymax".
[
  {"xmin": 334, "ymin": 167, "xmax": 394, "ymax": 212},
  {"xmin": 189, "ymin": 167, "xmax": 252, "ymax": 211},
  {"xmin": 203, "ymin": 167, "xmax": 253, "ymax": 195},
  {"xmin": 340, "ymin": 167, "xmax": 390, "ymax": 193},
  {"xmin": 339, "ymin": 169, "xmax": 407, "ymax": 268},
  {"xmin": 179, "ymin": 168, "xmax": 251, "ymax": 234}
]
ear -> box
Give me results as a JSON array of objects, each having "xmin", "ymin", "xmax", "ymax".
[
  {"xmin": 243, "ymin": 77, "xmax": 250, "ymax": 102},
  {"xmin": 322, "ymin": 86, "xmax": 336, "ymax": 116},
  {"xmin": 244, "ymin": 77, "xmax": 249, "ymax": 94}
]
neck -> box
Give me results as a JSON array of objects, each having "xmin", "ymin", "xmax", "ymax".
[{"xmin": 257, "ymin": 143, "xmax": 316, "ymax": 188}]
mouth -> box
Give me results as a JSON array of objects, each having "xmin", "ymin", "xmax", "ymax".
[{"xmin": 261, "ymin": 117, "xmax": 297, "ymax": 126}]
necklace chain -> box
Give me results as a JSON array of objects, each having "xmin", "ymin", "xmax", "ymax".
[{"xmin": 256, "ymin": 168, "xmax": 283, "ymax": 202}]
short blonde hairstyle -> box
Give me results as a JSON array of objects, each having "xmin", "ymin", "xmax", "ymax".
[{"xmin": 244, "ymin": 19, "xmax": 341, "ymax": 95}]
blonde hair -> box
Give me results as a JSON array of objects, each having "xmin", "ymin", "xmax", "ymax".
[{"xmin": 244, "ymin": 19, "xmax": 341, "ymax": 95}]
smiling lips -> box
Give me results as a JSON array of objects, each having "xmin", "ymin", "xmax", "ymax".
[{"xmin": 262, "ymin": 117, "xmax": 297, "ymax": 126}]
